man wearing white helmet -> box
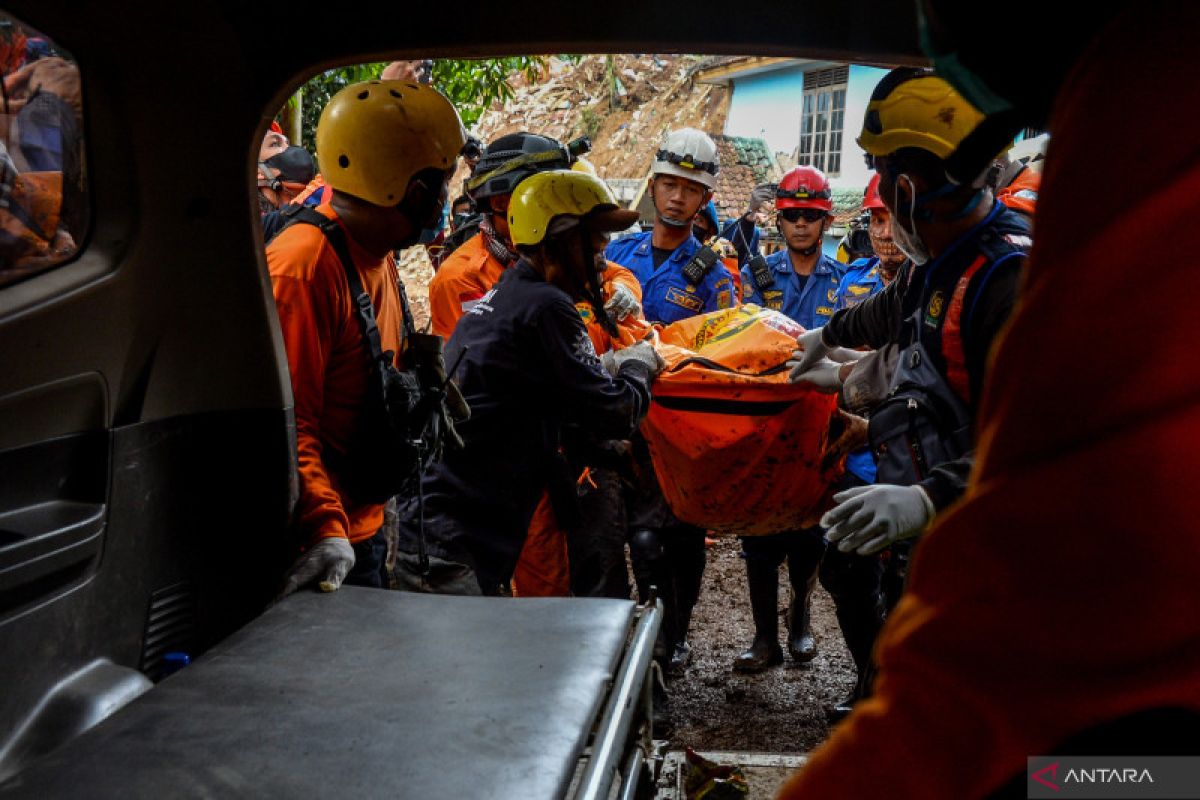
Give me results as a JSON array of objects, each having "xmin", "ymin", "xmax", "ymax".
[
  {"xmin": 605, "ymin": 128, "xmax": 736, "ymax": 674},
  {"xmin": 606, "ymin": 128, "xmax": 737, "ymax": 325}
]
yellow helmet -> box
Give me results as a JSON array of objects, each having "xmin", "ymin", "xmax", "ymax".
[
  {"xmin": 316, "ymin": 80, "xmax": 465, "ymax": 207},
  {"xmin": 571, "ymin": 156, "xmax": 597, "ymax": 176},
  {"xmin": 508, "ymin": 170, "xmax": 638, "ymax": 247},
  {"xmin": 858, "ymin": 70, "xmax": 985, "ymax": 161}
]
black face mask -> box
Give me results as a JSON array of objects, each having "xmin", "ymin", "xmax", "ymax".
[{"xmin": 262, "ymin": 146, "xmax": 316, "ymax": 187}]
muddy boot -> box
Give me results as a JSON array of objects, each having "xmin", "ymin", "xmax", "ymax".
[
  {"xmin": 787, "ymin": 573, "xmax": 818, "ymax": 663},
  {"xmin": 733, "ymin": 561, "xmax": 784, "ymax": 672}
]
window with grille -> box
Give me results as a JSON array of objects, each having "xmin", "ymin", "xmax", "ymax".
[{"xmin": 798, "ymin": 67, "xmax": 848, "ymax": 177}]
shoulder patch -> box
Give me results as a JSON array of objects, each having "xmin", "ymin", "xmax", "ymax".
[
  {"xmin": 924, "ymin": 290, "xmax": 946, "ymax": 327},
  {"xmin": 665, "ymin": 286, "xmax": 703, "ymax": 312}
]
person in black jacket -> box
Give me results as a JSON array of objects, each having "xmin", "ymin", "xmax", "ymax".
[
  {"xmin": 790, "ymin": 68, "xmax": 1031, "ymax": 559},
  {"xmin": 394, "ymin": 170, "xmax": 663, "ymax": 595}
]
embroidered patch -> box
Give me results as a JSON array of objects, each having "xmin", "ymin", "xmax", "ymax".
[
  {"xmin": 847, "ymin": 284, "xmax": 871, "ymax": 296},
  {"xmin": 665, "ymin": 286, "xmax": 703, "ymax": 312},
  {"xmin": 924, "ymin": 290, "xmax": 946, "ymax": 327},
  {"xmin": 1004, "ymin": 233, "xmax": 1033, "ymax": 250},
  {"xmin": 576, "ymin": 303, "xmax": 595, "ymax": 324},
  {"xmin": 827, "ymin": 288, "xmax": 838, "ymax": 303},
  {"xmin": 816, "ymin": 305, "xmax": 835, "ymax": 316},
  {"xmin": 763, "ymin": 290, "xmax": 784, "ymax": 300},
  {"xmin": 717, "ymin": 289, "xmax": 733, "ymax": 308}
]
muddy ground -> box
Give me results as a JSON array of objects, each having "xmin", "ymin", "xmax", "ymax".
[{"xmin": 657, "ymin": 536, "xmax": 856, "ymax": 754}]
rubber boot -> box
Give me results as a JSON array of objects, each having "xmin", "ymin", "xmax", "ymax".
[
  {"xmin": 733, "ymin": 560, "xmax": 784, "ymax": 672},
  {"xmin": 828, "ymin": 591, "xmax": 886, "ymax": 720},
  {"xmin": 787, "ymin": 571, "xmax": 818, "ymax": 663},
  {"xmin": 668, "ymin": 528, "xmax": 706, "ymax": 672},
  {"xmin": 630, "ymin": 528, "xmax": 672, "ymax": 666}
]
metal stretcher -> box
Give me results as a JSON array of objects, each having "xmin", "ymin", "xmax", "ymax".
[{"xmin": 0, "ymin": 588, "xmax": 661, "ymax": 799}]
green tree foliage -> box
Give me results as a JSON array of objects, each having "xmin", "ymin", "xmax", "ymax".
[{"xmin": 288, "ymin": 57, "xmax": 554, "ymax": 150}]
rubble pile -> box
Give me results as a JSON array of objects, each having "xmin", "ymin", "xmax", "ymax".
[
  {"xmin": 401, "ymin": 54, "xmax": 736, "ymax": 331},
  {"xmin": 454, "ymin": 54, "xmax": 730, "ymax": 194}
]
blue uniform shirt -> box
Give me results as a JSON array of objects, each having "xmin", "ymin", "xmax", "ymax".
[
  {"xmin": 740, "ymin": 249, "xmax": 845, "ymax": 330},
  {"xmin": 605, "ymin": 231, "xmax": 736, "ymax": 324},
  {"xmin": 836, "ymin": 257, "xmax": 889, "ymax": 312},
  {"xmin": 834, "ymin": 256, "xmax": 892, "ymax": 484}
]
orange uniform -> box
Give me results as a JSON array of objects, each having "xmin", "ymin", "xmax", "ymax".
[
  {"xmin": 267, "ymin": 204, "xmax": 403, "ymax": 546},
  {"xmin": 778, "ymin": 7, "xmax": 1200, "ymax": 799},
  {"xmin": 427, "ymin": 233, "xmax": 506, "ymax": 340}
]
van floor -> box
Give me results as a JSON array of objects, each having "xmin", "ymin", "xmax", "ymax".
[{"xmin": 657, "ymin": 536, "xmax": 857, "ymax": 754}]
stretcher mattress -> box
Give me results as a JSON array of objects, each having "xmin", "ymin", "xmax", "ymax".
[{"xmin": 0, "ymin": 589, "xmax": 636, "ymax": 799}]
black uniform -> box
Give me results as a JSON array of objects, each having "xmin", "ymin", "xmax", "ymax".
[
  {"xmin": 394, "ymin": 261, "xmax": 654, "ymax": 594},
  {"xmin": 821, "ymin": 200, "xmax": 1030, "ymax": 509}
]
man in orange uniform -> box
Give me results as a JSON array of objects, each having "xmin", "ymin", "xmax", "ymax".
[
  {"xmin": 778, "ymin": 2, "xmax": 1200, "ymax": 797},
  {"xmin": 268, "ymin": 81, "xmax": 464, "ymax": 596}
]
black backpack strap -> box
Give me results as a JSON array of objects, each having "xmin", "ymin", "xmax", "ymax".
[{"xmin": 284, "ymin": 207, "xmax": 391, "ymax": 367}]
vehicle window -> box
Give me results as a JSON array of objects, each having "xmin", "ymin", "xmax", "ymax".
[{"xmin": 0, "ymin": 11, "xmax": 85, "ymax": 288}]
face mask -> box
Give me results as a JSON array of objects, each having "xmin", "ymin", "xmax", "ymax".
[
  {"xmin": 891, "ymin": 175, "xmax": 931, "ymax": 265},
  {"xmin": 918, "ymin": 4, "xmax": 1013, "ymax": 117}
]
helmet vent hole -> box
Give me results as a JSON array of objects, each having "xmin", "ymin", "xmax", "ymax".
[
  {"xmin": 389, "ymin": 89, "xmax": 402, "ymax": 99},
  {"xmin": 357, "ymin": 90, "xmax": 369, "ymax": 100},
  {"xmin": 338, "ymin": 155, "xmax": 350, "ymax": 168}
]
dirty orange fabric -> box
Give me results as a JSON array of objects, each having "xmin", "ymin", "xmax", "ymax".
[
  {"xmin": 778, "ymin": 7, "xmax": 1200, "ymax": 799},
  {"xmin": 267, "ymin": 203, "xmax": 403, "ymax": 546},
  {"xmin": 996, "ymin": 167, "xmax": 1040, "ymax": 218},
  {"xmin": 643, "ymin": 306, "xmax": 845, "ymax": 536},
  {"xmin": 427, "ymin": 233, "xmax": 506, "ymax": 339},
  {"xmin": 511, "ymin": 493, "xmax": 571, "ymax": 597},
  {"xmin": 0, "ymin": 172, "xmax": 64, "ymax": 270},
  {"xmin": 576, "ymin": 262, "xmax": 646, "ymax": 354}
]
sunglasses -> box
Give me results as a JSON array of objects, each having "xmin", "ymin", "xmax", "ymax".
[{"xmin": 779, "ymin": 207, "xmax": 828, "ymax": 223}]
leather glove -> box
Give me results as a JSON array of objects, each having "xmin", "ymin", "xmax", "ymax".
[
  {"xmin": 748, "ymin": 183, "xmax": 776, "ymax": 214},
  {"xmin": 821, "ymin": 484, "xmax": 935, "ymax": 555},
  {"xmin": 789, "ymin": 357, "xmax": 845, "ymax": 394},
  {"xmin": 787, "ymin": 327, "xmax": 831, "ymax": 382},
  {"xmin": 601, "ymin": 341, "xmax": 665, "ymax": 378},
  {"xmin": 604, "ymin": 282, "xmax": 641, "ymax": 321},
  {"xmin": 280, "ymin": 536, "xmax": 356, "ymax": 597}
]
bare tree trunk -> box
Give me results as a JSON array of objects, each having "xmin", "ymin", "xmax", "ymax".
[{"xmin": 285, "ymin": 89, "xmax": 303, "ymax": 147}]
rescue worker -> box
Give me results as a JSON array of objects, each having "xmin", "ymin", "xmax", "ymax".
[
  {"xmin": 257, "ymin": 144, "xmax": 315, "ymax": 217},
  {"xmin": 268, "ymin": 81, "xmax": 465, "ymax": 596},
  {"xmin": 392, "ymin": 170, "xmax": 662, "ymax": 595},
  {"xmin": 428, "ymin": 132, "xmax": 575, "ymax": 339},
  {"xmin": 791, "ymin": 68, "xmax": 1030, "ymax": 557},
  {"xmin": 779, "ymin": 3, "xmax": 1200, "ymax": 797},
  {"xmin": 428, "ymin": 133, "xmax": 642, "ymax": 596},
  {"xmin": 731, "ymin": 164, "xmax": 845, "ymax": 672},
  {"xmin": 605, "ymin": 127, "xmax": 734, "ymax": 671},
  {"xmin": 606, "ymin": 128, "xmax": 737, "ymax": 324}
]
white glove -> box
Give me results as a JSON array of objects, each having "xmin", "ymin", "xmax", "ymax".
[
  {"xmin": 826, "ymin": 346, "xmax": 864, "ymax": 364},
  {"xmin": 280, "ymin": 536, "xmax": 356, "ymax": 597},
  {"xmin": 603, "ymin": 283, "xmax": 641, "ymax": 321},
  {"xmin": 820, "ymin": 484, "xmax": 935, "ymax": 555},
  {"xmin": 789, "ymin": 357, "xmax": 845, "ymax": 394},
  {"xmin": 601, "ymin": 341, "xmax": 665, "ymax": 378},
  {"xmin": 787, "ymin": 327, "xmax": 831, "ymax": 382}
]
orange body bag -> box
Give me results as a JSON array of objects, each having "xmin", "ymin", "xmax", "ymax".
[{"xmin": 642, "ymin": 305, "xmax": 851, "ymax": 536}]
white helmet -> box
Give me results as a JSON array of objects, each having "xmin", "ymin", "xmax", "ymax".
[{"xmin": 652, "ymin": 128, "xmax": 719, "ymax": 189}]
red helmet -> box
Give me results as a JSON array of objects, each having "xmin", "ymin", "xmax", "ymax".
[
  {"xmin": 863, "ymin": 173, "xmax": 886, "ymax": 211},
  {"xmin": 775, "ymin": 165, "xmax": 833, "ymax": 211}
]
